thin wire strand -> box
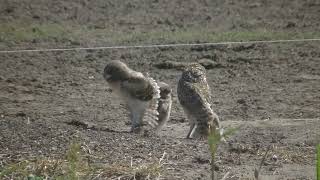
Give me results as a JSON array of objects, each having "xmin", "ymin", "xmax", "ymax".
[{"xmin": 0, "ymin": 38, "xmax": 320, "ymax": 53}]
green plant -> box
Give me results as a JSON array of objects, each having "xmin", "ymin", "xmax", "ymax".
[
  {"xmin": 208, "ymin": 127, "xmax": 238, "ymax": 180},
  {"xmin": 58, "ymin": 143, "xmax": 85, "ymax": 180},
  {"xmin": 0, "ymin": 143, "xmax": 83, "ymax": 179},
  {"xmin": 0, "ymin": 142, "xmax": 166, "ymax": 179}
]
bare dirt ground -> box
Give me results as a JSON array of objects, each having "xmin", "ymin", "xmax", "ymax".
[{"xmin": 0, "ymin": 0, "xmax": 320, "ymax": 179}]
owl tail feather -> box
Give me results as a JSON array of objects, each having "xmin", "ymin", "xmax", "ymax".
[{"xmin": 143, "ymin": 76, "xmax": 160, "ymax": 128}]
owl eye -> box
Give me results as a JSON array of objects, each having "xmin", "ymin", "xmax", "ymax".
[
  {"xmin": 104, "ymin": 71, "xmax": 114, "ymax": 81},
  {"xmin": 105, "ymin": 74, "xmax": 111, "ymax": 79},
  {"xmin": 193, "ymin": 71, "xmax": 202, "ymax": 77}
]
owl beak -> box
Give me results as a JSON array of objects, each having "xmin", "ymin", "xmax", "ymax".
[{"xmin": 104, "ymin": 74, "xmax": 112, "ymax": 81}]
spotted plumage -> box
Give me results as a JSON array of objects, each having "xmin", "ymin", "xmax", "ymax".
[{"xmin": 177, "ymin": 63, "xmax": 221, "ymax": 139}]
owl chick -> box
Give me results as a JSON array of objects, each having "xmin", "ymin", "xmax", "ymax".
[
  {"xmin": 177, "ymin": 63, "xmax": 221, "ymax": 139},
  {"xmin": 103, "ymin": 60, "xmax": 160, "ymax": 133},
  {"xmin": 155, "ymin": 81, "xmax": 172, "ymax": 133}
]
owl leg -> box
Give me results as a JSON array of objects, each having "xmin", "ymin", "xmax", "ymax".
[
  {"xmin": 129, "ymin": 108, "xmax": 146, "ymax": 133},
  {"xmin": 196, "ymin": 123, "xmax": 210, "ymax": 140},
  {"xmin": 187, "ymin": 123, "xmax": 197, "ymax": 139},
  {"xmin": 185, "ymin": 112, "xmax": 196, "ymax": 138}
]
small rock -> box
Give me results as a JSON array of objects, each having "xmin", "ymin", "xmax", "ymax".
[
  {"xmin": 249, "ymin": 3, "xmax": 261, "ymax": 8},
  {"xmin": 4, "ymin": 7, "xmax": 14, "ymax": 13},
  {"xmin": 232, "ymin": 44, "xmax": 255, "ymax": 52},
  {"xmin": 193, "ymin": 156, "xmax": 210, "ymax": 164},
  {"xmin": 154, "ymin": 61, "xmax": 186, "ymax": 70},
  {"xmin": 5, "ymin": 78, "xmax": 15, "ymax": 83},
  {"xmin": 272, "ymin": 154, "xmax": 278, "ymax": 161},
  {"xmin": 237, "ymin": 99, "xmax": 246, "ymax": 104},
  {"xmin": 32, "ymin": 15, "xmax": 40, "ymax": 19},
  {"xmin": 197, "ymin": 59, "xmax": 223, "ymax": 69},
  {"xmin": 286, "ymin": 22, "xmax": 296, "ymax": 28},
  {"xmin": 16, "ymin": 112, "xmax": 27, "ymax": 117}
]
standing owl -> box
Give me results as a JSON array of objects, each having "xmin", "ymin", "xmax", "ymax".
[
  {"xmin": 177, "ymin": 63, "xmax": 221, "ymax": 139},
  {"xmin": 103, "ymin": 60, "xmax": 160, "ymax": 133}
]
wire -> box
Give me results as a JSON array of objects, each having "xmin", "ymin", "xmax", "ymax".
[{"xmin": 0, "ymin": 38, "xmax": 319, "ymax": 53}]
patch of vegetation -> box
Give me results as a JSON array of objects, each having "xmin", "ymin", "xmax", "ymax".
[
  {"xmin": 0, "ymin": 142, "xmax": 165, "ymax": 180},
  {"xmin": 0, "ymin": 23, "xmax": 72, "ymax": 43},
  {"xmin": 1, "ymin": 22, "xmax": 320, "ymax": 46},
  {"xmin": 208, "ymin": 127, "xmax": 237, "ymax": 180}
]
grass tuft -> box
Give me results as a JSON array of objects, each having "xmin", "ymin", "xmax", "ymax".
[
  {"xmin": 208, "ymin": 127, "xmax": 238, "ymax": 180},
  {"xmin": 0, "ymin": 142, "xmax": 165, "ymax": 180},
  {"xmin": 0, "ymin": 23, "xmax": 72, "ymax": 43}
]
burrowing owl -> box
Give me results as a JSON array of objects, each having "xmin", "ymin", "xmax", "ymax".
[
  {"xmin": 177, "ymin": 63, "xmax": 221, "ymax": 139},
  {"xmin": 155, "ymin": 82, "xmax": 172, "ymax": 132},
  {"xmin": 103, "ymin": 60, "xmax": 160, "ymax": 133}
]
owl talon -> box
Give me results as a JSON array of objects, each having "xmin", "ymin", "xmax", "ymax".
[
  {"xmin": 199, "ymin": 136, "xmax": 207, "ymax": 141},
  {"xmin": 130, "ymin": 126, "xmax": 142, "ymax": 133}
]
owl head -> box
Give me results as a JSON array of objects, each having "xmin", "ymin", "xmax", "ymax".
[
  {"xmin": 103, "ymin": 60, "xmax": 131, "ymax": 82},
  {"xmin": 158, "ymin": 82, "xmax": 172, "ymax": 99},
  {"xmin": 181, "ymin": 63, "xmax": 206, "ymax": 82}
]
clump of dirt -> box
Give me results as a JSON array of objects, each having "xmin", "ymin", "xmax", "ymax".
[{"xmin": 154, "ymin": 59, "xmax": 223, "ymax": 70}]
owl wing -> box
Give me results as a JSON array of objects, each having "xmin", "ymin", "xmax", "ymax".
[
  {"xmin": 178, "ymin": 82, "xmax": 219, "ymax": 128},
  {"xmin": 158, "ymin": 98, "xmax": 171, "ymax": 114},
  {"xmin": 120, "ymin": 76, "xmax": 160, "ymax": 128},
  {"xmin": 143, "ymin": 77, "xmax": 161, "ymax": 128},
  {"xmin": 178, "ymin": 82, "xmax": 208, "ymax": 110},
  {"xmin": 156, "ymin": 96, "xmax": 172, "ymax": 132},
  {"xmin": 120, "ymin": 77, "xmax": 154, "ymax": 101}
]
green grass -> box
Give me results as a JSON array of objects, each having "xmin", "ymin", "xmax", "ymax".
[
  {"xmin": 208, "ymin": 127, "xmax": 238, "ymax": 180},
  {"xmin": 0, "ymin": 23, "xmax": 70, "ymax": 42},
  {"xmin": 0, "ymin": 143, "xmax": 88, "ymax": 180},
  {"xmin": 1, "ymin": 22, "xmax": 320, "ymax": 46},
  {"xmin": 0, "ymin": 142, "xmax": 165, "ymax": 180}
]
